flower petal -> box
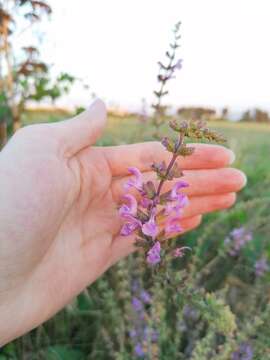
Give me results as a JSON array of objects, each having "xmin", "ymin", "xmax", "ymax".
[
  {"xmin": 146, "ymin": 241, "xmax": 161, "ymax": 265},
  {"xmin": 142, "ymin": 212, "xmax": 159, "ymax": 239},
  {"xmin": 170, "ymin": 180, "xmax": 189, "ymax": 200},
  {"xmin": 124, "ymin": 167, "xmax": 143, "ymax": 191}
]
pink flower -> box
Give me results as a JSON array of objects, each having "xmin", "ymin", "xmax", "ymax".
[
  {"xmin": 119, "ymin": 194, "xmax": 138, "ymax": 218},
  {"xmin": 120, "ymin": 214, "xmax": 142, "ymax": 236},
  {"xmin": 142, "ymin": 211, "xmax": 159, "ymax": 239},
  {"xmin": 165, "ymin": 193, "xmax": 189, "ymax": 215},
  {"xmin": 170, "ymin": 181, "xmax": 189, "ymax": 201},
  {"xmin": 147, "ymin": 241, "xmax": 161, "ymax": 265},
  {"xmin": 172, "ymin": 246, "xmax": 191, "ymax": 258},
  {"xmin": 140, "ymin": 196, "xmax": 153, "ymax": 209},
  {"xmin": 176, "ymin": 193, "xmax": 189, "ymax": 207},
  {"xmin": 165, "ymin": 217, "xmax": 183, "ymax": 235},
  {"xmin": 124, "ymin": 167, "xmax": 143, "ymax": 191}
]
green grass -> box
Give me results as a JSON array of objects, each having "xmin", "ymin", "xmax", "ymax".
[{"xmin": 22, "ymin": 109, "xmax": 70, "ymax": 125}]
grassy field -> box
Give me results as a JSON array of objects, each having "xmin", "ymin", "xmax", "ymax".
[{"xmin": 2, "ymin": 113, "xmax": 270, "ymax": 359}]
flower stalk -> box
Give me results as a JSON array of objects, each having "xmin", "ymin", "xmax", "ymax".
[{"xmin": 152, "ymin": 21, "xmax": 183, "ymax": 138}]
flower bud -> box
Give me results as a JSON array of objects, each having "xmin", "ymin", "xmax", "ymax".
[
  {"xmin": 177, "ymin": 145, "xmax": 195, "ymax": 157},
  {"xmin": 161, "ymin": 137, "xmax": 175, "ymax": 153},
  {"xmin": 169, "ymin": 119, "xmax": 180, "ymax": 132},
  {"xmin": 152, "ymin": 161, "xmax": 167, "ymax": 179},
  {"xmin": 168, "ymin": 163, "xmax": 183, "ymax": 178},
  {"xmin": 142, "ymin": 181, "xmax": 156, "ymax": 199}
]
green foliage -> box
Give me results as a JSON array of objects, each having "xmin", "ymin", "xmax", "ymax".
[
  {"xmin": 0, "ymin": 91, "xmax": 11, "ymax": 124},
  {"xmin": 0, "ymin": 1, "xmax": 79, "ymax": 132},
  {"xmin": 25, "ymin": 72, "xmax": 75, "ymax": 103}
]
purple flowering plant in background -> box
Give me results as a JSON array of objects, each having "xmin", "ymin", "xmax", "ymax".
[
  {"xmin": 129, "ymin": 281, "xmax": 158, "ymax": 358},
  {"xmin": 224, "ymin": 227, "xmax": 253, "ymax": 257},
  {"xmin": 254, "ymin": 256, "xmax": 269, "ymax": 277},
  {"xmin": 231, "ymin": 342, "xmax": 253, "ymax": 360}
]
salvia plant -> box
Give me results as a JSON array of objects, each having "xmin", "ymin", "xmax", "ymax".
[{"xmin": 118, "ymin": 118, "xmax": 225, "ymax": 268}]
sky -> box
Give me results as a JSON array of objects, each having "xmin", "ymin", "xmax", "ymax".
[{"xmin": 24, "ymin": 0, "xmax": 270, "ymax": 114}]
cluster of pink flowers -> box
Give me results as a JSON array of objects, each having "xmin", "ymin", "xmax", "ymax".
[{"xmin": 119, "ymin": 165, "xmax": 190, "ymax": 266}]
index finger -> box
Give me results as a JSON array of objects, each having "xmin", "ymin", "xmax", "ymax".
[{"xmin": 101, "ymin": 142, "xmax": 235, "ymax": 176}]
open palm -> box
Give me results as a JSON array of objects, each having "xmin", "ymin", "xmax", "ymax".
[{"xmin": 0, "ymin": 99, "xmax": 246, "ymax": 345}]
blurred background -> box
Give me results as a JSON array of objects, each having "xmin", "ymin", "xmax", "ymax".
[{"xmin": 1, "ymin": 1, "xmax": 270, "ymax": 359}]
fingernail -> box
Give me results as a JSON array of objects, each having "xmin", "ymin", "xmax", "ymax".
[
  {"xmin": 87, "ymin": 98, "xmax": 107, "ymax": 120},
  {"xmin": 240, "ymin": 171, "xmax": 247, "ymax": 187},
  {"xmin": 88, "ymin": 98, "xmax": 105, "ymax": 111},
  {"xmin": 228, "ymin": 150, "xmax": 236, "ymax": 164}
]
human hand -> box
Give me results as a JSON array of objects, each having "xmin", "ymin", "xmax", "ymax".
[{"xmin": 0, "ymin": 99, "xmax": 246, "ymax": 344}]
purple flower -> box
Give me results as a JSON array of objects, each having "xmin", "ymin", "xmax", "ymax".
[
  {"xmin": 255, "ymin": 257, "xmax": 269, "ymax": 277},
  {"xmin": 161, "ymin": 137, "xmax": 169, "ymax": 147},
  {"xmin": 134, "ymin": 343, "xmax": 144, "ymax": 357},
  {"xmin": 165, "ymin": 217, "xmax": 182, "ymax": 235},
  {"xmin": 143, "ymin": 327, "xmax": 159, "ymax": 342},
  {"xmin": 165, "ymin": 193, "xmax": 189, "ymax": 215},
  {"xmin": 161, "ymin": 136, "xmax": 173, "ymax": 151},
  {"xmin": 140, "ymin": 196, "xmax": 153, "ymax": 209},
  {"xmin": 142, "ymin": 212, "xmax": 159, "ymax": 239},
  {"xmin": 124, "ymin": 167, "xmax": 143, "ymax": 191},
  {"xmin": 119, "ymin": 194, "xmax": 138, "ymax": 218},
  {"xmin": 146, "ymin": 241, "xmax": 161, "ymax": 265},
  {"xmin": 151, "ymin": 329, "xmax": 159, "ymax": 342},
  {"xmin": 231, "ymin": 342, "xmax": 253, "ymax": 360},
  {"xmin": 176, "ymin": 193, "xmax": 189, "ymax": 208},
  {"xmin": 140, "ymin": 290, "xmax": 151, "ymax": 304},
  {"xmin": 225, "ymin": 227, "xmax": 253, "ymax": 256},
  {"xmin": 132, "ymin": 297, "xmax": 143, "ymax": 312},
  {"xmin": 129, "ymin": 328, "xmax": 137, "ymax": 338},
  {"xmin": 231, "ymin": 227, "xmax": 252, "ymax": 243},
  {"xmin": 172, "ymin": 246, "xmax": 191, "ymax": 258},
  {"xmin": 120, "ymin": 215, "xmax": 142, "ymax": 236},
  {"xmin": 170, "ymin": 181, "xmax": 189, "ymax": 201}
]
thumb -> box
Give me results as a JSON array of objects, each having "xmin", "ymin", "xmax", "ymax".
[{"xmin": 55, "ymin": 98, "xmax": 107, "ymax": 156}]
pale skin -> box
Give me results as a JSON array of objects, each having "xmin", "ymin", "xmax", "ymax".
[{"xmin": 0, "ymin": 99, "xmax": 246, "ymax": 345}]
